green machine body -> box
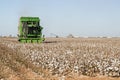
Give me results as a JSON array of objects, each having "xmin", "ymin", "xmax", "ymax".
[{"xmin": 18, "ymin": 17, "xmax": 45, "ymax": 43}]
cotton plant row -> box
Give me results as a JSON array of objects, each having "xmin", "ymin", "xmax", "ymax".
[{"xmin": 0, "ymin": 38, "xmax": 120, "ymax": 77}]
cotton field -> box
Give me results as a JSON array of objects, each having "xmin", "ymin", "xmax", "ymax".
[{"xmin": 0, "ymin": 37, "xmax": 120, "ymax": 80}]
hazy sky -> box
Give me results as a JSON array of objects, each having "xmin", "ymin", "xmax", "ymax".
[{"xmin": 0, "ymin": 0, "xmax": 120, "ymax": 37}]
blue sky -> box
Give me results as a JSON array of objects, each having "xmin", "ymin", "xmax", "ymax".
[{"xmin": 0, "ymin": 0, "xmax": 120, "ymax": 37}]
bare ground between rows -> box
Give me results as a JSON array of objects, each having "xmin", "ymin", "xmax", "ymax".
[{"xmin": 0, "ymin": 43, "xmax": 44, "ymax": 80}]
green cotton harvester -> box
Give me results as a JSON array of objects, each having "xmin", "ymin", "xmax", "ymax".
[{"xmin": 18, "ymin": 17, "xmax": 45, "ymax": 43}]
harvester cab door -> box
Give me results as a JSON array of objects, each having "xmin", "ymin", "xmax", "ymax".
[{"xmin": 22, "ymin": 22, "xmax": 28, "ymax": 38}]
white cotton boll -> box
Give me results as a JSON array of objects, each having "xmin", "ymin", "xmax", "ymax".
[
  {"xmin": 114, "ymin": 67, "xmax": 119, "ymax": 71},
  {"xmin": 74, "ymin": 66, "xmax": 79, "ymax": 73},
  {"xmin": 66, "ymin": 50, "xmax": 72, "ymax": 54}
]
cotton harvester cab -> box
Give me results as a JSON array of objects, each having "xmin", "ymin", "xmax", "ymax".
[{"xmin": 18, "ymin": 17, "xmax": 45, "ymax": 43}]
